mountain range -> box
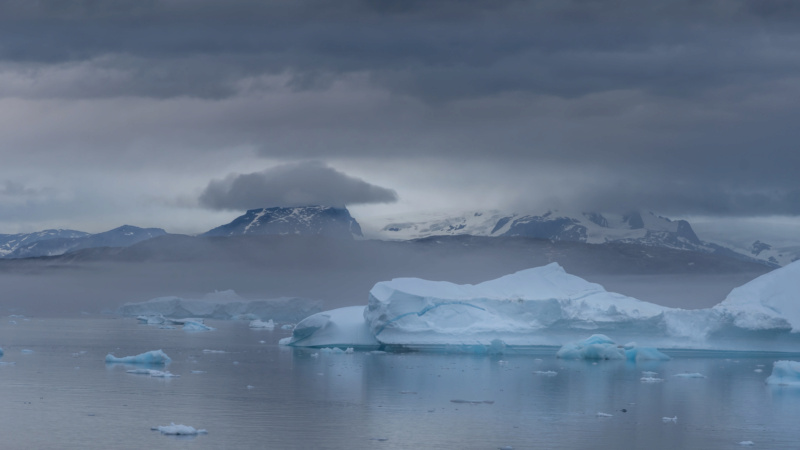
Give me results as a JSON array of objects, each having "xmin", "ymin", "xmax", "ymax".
[{"xmin": 0, "ymin": 206, "xmax": 795, "ymax": 268}]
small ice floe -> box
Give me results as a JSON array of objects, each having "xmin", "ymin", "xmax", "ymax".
[
  {"xmin": 754, "ymin": 369, "xmax": 763, "ymax": 373},
  {"xmin": 105, "ymin": 350, "xmax": 171, "ymax": 365},
  {"xmin": 8, "ymin": 314, "xmax": 24, "ymax": 319},
  {"xmin": 739, "ymin": 441, "xmax": 754, "ymax": 446},
  {"xmin": 596, "ymin": 412, "xmax": 613, "ymax": 418},
  {"xmin": 640, "ymin": 377, "xmax": 664, "ymax": 383},
  {"xmin": 166, "ymin": 318, "xmax": 203, "ymax": 325},
  {"xmin": 310, "ymin": 353, "xmax": 319, "ymax": 358},
  {"xmin": 0, "ymin": 347, "xmax": 4, "ymax": 357},
  {"xmin": 673, "ymin": 373, "xmax": 706, "ymax": 379},
  {"xmin": 151, "ymin": 423, "xmax": 207, "ymax": 435},
  {"xmin": 498, "ymin": 360, "xmax": 508, "ymax": 365},
  {"xmin": 662, "ymin": 416, "xmax": 678, "ymax": 423},
  {"xmin": 202, "ymin": 349, "xmax": 226, "ymax": 354},
  {"xmin": 765, "ymin": 360, "xmax": 800, "ymax": 386},
  {"xmin": 0, "ymin": 361, "xmax": 16, "ymax": 366},
  {"xmin": 642, "ymin": 371, "xmax": 658, "ymax": 377},
  {"xmin": 20, "ymin": 349, "xmax": 34, "ymax": 354},
  {"xmin": 249, "ymin": 319, "xmax": 275, "ymax": 329},
  {"xmin": 280, "ymin": 324, "xmax": 294, "ymax": 330},
  {"xmin": 450, "ymin": 400, "xmax": 495, "ymax": 405},
  {"xmin": 9, "ymin": 320, "xmax": 16, "ymax": 325},
  {"xmin": 191, "ymin": 370, "xmax": 206, "ymax": 374},
  {"xmin": 183, "ymin": 321, "xmax": 214, "ymax": 332},
  {"xmin": 126, "ymin": 369, "xmax": 180, "ymax": 378},
  {"xmin": 246, "ymin": 385, "xmax": 255, "ymax": 389},
  {"xmin": 534, "ymin": 370, "xmax": 558, "ymax": 376},
  {"xmin": 72, "ymin": 350, "xmax": 87, "ymax": 358}
]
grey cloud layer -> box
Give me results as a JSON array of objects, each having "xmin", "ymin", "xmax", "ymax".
[
  {"xmin": 198, "ymin": 162, "xmax": 398, "ymax": 210},
  {"xmin": 2, "ymin": 0, "xmax": 800, "ymax": 221}
]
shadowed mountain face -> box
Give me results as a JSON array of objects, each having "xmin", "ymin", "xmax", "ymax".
[
  {"xmin": 202, "ymin": 206, "xmax": 363, "ymax": 239},
  {"xmin": 0, "ymin": 234, "xmax": 771, "ymax": 316}
]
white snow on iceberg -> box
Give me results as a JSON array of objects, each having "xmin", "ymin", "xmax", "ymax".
[
  {"xmin": 105, "ymin": 350, "xmax": 172, "ymax": 365},
  {"xmin": 765, "ymin": 360, "xmax": 800, "ymax": 386},
  {"xmin": 118, "ymin": 290, "xmax": 321, "ymax": 323},
  {"xmin": 284, "ymin": 261, "xmax": 800, "ymax": 353}
]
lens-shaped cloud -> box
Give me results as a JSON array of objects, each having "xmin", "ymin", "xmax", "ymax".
[{"xmin": 198, "ymin": 161, "xmax": 398, "ymax": 210}]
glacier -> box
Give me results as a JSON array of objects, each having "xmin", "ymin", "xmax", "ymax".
[
  {"xmin": 282, "ymin": 261, "xmax": 800, "ymax": 353},
  {"xmin": 117, "ymin": 290, "xmax": 321, "ymax": 323}
]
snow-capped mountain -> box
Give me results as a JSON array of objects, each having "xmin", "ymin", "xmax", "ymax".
[
  {"xmin": 4, "ymin": 225, "xmax": 167, "ymax": 259},
  {"xmin": 371, "ymin": 210, "xmax": 780, "ymax": 267},
  {"xmin": 202, "ymin": 206, "xmax": 363, "ymax": 239},
  {"xmin": 0, "ymin": 229, "xmax": 90, "ymax": 257}
]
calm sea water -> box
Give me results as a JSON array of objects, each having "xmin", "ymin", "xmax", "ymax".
[{"xmin": 0, "ymin": 318, "xmax": 798, "ymax": 449}]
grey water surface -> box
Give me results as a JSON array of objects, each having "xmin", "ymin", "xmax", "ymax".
[{"xmin": 0, "ymin": 318, "xmax": 798, "ymax": 449}]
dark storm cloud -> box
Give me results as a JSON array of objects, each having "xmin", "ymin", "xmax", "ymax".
[
  {"xmin": 198, "ymin": 161, "xmax": 398, "ymax": 210},
  {"xmin": 3, "ymin": 0, "xmax": 800, "ymax": 219}
]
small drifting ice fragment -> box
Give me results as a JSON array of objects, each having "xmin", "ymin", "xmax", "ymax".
[
  {"xmin": 126, "ymin": 369, "xmax": 180, "ymax": 378},
  {"xmin": 662, "ymin": 416, "xmax": 678, "ymax": 423},
  {"xmin": 765, "ymin": 360, "xmax": 800, "ymax": 386},
  {"xmin": 280, "ymin": 324, "xmax": 294, "ymax": 330},
  {"xmin": 640, "ymin": 377, "xmax": 664, "ymax": 383},
  {"xmin": 534, "ymin": 370, "xmax": 558, "ymax": 376},
  {"xmin": 739, "ymin": 441, "xmax": 754, "ymax": 446},
  {"xmin": 673, "ymin": 373, "xmax": 706, "ymax": 379},
  {"xmin": 450, "ymin": 400, "xmax": 495, "ymax": 405},
  {"xmin": 105, "ymin": 350, "xmax": 171, "ymax": 365},
  {"xmin": 249, "ymin": 319, "xmax": 275, "ymax": 329},
  {"xmin": 20, "ymin": 349, "xmax": 34, "ymax": 354},
  {"xmin": 151, "ymin": 423, "xmax": 207, "ymax": 435},
  {"xmin": 596, "ymin": 412, "xmax": 613, "ymax": 418},
  {"xmin": 202, "ymin": 349, "xmax": 226, "ymax": 354},
  {"xmin": 183, "ymin": 321, "xmax": 214, "ymax": 332}
]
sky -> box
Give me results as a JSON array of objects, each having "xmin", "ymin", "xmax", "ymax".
[{"xmin": 1, "ymin": 0, "xmax": 800, "ymax": 242}]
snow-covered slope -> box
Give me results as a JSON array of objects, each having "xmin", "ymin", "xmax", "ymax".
[
  {"xmin": 6, "ymin": 225, "xmax": 166, "ymax": 258},
  {"xmin": 283, "ymin": 261, "xmax": 800, "ymax": 352},
  {"xmin": 0, "ymin": 229, "xmax": 90, "ymax": 257},
  {"xmin": 371, "ymin": 210, "xmax": 777, "ymax": 267},
  {"xmin": 202, "ymin": 206, "xmax": 363, "ymax": 239}
]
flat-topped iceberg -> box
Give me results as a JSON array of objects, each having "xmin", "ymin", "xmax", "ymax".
[
  {"xmin": 105, "ymin": 350, "xmax": 172, "ymax": 365},
  {"xmin": 283, "ymin": 261, "xmax": 800, "ymax": 352},
  {"xmin": 118, "ymin": 290, "xmax": 321, "ymax": 323}
]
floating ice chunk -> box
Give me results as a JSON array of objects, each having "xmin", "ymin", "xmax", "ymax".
[
  {"xmin": 249, "ymin": 319, "xmax": 275, "ymax": 329},
  {"xmin": 281, "ymin": 306, "xmax": 380, "ymax": 349},
  {"xmin": 152, "ymin": 423, "xmax": 207, "ymax": 435},
  {"xmin": 72, "ymin": 350, "xmax": 87, "ymax": 357},
  {"xmin": 596, "ymin": 412, "xmax": 613, "ymax": 417},
  {"xmin": 625, "ymin": 346, "xmax": 670, "ymax": 361},
  {"xmin": 534, "ymin": 370, "xmax": 558, "ymax": 376},
  {"xmin": 765, "ymin": 360, "xmax": 800, "ymax": 386},
  {"xmin": 202, "ymin": 349, "xmax": 226, "ymax": 354},
  {"xmin": 183, "ymin": 321, "xmax": 214, "ymax": 332},
  {"xmin": 641, "ymin": 377, "xmax": 664, "ymax": 383},
  {"xmin": 20, "ymin": 349, "xmax": 34, "ymax": 354},
  {"xmin": 0, "ymin": 361, "xmax": 15, "ymax": 366},
  {"xmin": 105, "ymin": 350, "xmax": 172, "ymax": 365},
  {"xmin": 319, "ymin": 347, "xmax": 355, "ymax": 354},
  {"xmin": 450, "ymin": 399, "xmax": 494, "ymax": 405},
  {"xmin": 673, "ymin": 373, "xmax": 706, "ymax": 379},
  {"xmin": 137, "ymin": 315, "xmax": 165, "ymax": 325},
  {"xmin": 739, "ymin": 441, "xmax": 754, "ymax": 446},
  {"xmin": 281, "ymin": 324, "xmax": 294, "ymax": 330},
  {"xmin": 662, "ymin": 416, "xmax": 678, "ymax": 423},
  {"xmin": 556, "ymin": 335, "xmax": 624, "ymax": 360},
  {"xmin": 127, "ymin": 369, "xmax": 179, "ymax": 378},
  {"xmin": 0, "ymin": 347, "xmax": 4, "ymax": 357}
]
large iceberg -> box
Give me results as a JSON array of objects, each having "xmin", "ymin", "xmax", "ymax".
[
  {"xmin": 765, "ymin": 361, "xmax": 800, "ymax": 386},
  {"xmin": 282, "ymin": 262, "xmax": 800, "ymax": 352},
  {"xmin": 117, "ymin": 290, "xmax": 321, "ymax": 322}
]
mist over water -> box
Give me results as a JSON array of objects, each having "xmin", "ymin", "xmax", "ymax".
[{"xmin": 0, "ymin": 235, "xmax": 771, "ymax": 316}]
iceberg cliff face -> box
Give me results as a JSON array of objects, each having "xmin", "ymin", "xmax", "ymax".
[{"xmin": 284, "ymin": 261, "xmax": 800, "ymax": 352}]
